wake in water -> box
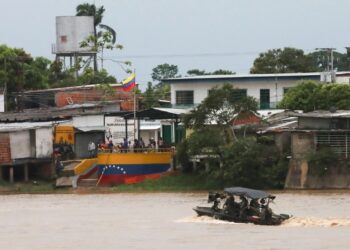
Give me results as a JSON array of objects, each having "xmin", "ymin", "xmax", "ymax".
[
  {"xmin": 282, "ymin": 217, "xmax": 350, "ymax": 227},
  {"xmin": 176, "ymin": 216, "xmax": 237, "ymax": 224},
  {"xmin": 177, "ymin": 216, "xmax": 350, "ymax": 227}
]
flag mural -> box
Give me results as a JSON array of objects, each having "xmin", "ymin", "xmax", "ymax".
[{"xmin": 122, "ymin": 73, "xmax": 136, "ymax": 92}]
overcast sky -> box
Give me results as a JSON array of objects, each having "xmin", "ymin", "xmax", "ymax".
[{"xmin": 1, "ymin": 0, "xmax": 350, "ymax": 90}]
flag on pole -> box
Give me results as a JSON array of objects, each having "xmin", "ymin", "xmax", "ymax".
[{"xmin": 121, "ymin": 73, "xmax": 136, "ymax": 92}]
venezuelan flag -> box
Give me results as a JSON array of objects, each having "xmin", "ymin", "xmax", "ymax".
[{"xmin": 122, "ymin": 73, "xmax": 136, "ymax": 92}]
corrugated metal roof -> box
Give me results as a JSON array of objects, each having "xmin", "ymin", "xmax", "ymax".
[
  {"xmin": 75, "ymin": 126, "xmax": 106, "ymax": 132},
  {"xmin": 295, "ymin": 110, "xmax": 350, "ymax": 118},
  {"xmin": 0, "ymin": 121, "xmax": 65, "ymax": 132},
  {"xmin": 163, "ymin": 71, "xmax": 350, "ymax": 82}
]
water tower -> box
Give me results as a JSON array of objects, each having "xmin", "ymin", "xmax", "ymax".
[{"xmin": 52, "ymin": 16, "xmax": 96, "ymax": 76}]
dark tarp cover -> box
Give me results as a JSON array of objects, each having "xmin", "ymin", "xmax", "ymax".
[{"xmin": 224, "ymin": 187, "xmax": 271, "ymax": 199}]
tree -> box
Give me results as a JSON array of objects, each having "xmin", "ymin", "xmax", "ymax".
[
  {"xmin": 307, "ymin": 50, "xmax": 348, "ymax": 71},
  {"xmin": 187, "ymin": 69, "xmax": 235, "ymax": 76},
  {"xmin": 0, "ymin": 45, "xmax": 55, "ymax": 110},
  {"xmin": 76, "ymin": 3, "xmax": 117, "ymax": 71},
  {"xmin": 187, "ymin": 69, "xmax": 207, "ymax": 76},
  {"xmin": 151, "ymin": 63, "xmax": 179, "ymax": 82},
  {"xmin": 178, "ymin": 84, "xmax": 287, "ymax": 188},
  {"xmin": 140, "ymin": 82, "xmax": 159, "ymax": 109},
  {"xmin": 184, "ymin": 83, "xmax": 257, "ymax": 132},
  {"xmin": 250, "ymin": 47, "xmax": 317, "ymax": 73},
  {"xmin": 278, "ymin": 80, "xmax": 350, "ymax": 112}
]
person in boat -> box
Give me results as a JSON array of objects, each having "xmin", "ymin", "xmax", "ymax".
[
  {"xmin": 239, "ymin": 195, "xmax": 249, "ymax": 220},
  {"xmin": 259, "ymin": 198, "xmax": 273, "ymax": 223},
  {"xmin": 223, "ymin": 195, "xmax": 240, "ymax": 218},
  {"xmin": 249, "ymin": 198, "xmax": 261, "ymax": 216},
  {"xmin": 208, "ymin": 192, "xmax": 222, "ymax": 211}
]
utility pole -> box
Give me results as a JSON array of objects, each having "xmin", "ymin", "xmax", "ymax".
[
  {"xmin": 3, "ymin": 58, "xmax": 7, "ymax": 112},
  {"xmin": 316, "ymin": 48, "xmax": 336, "ymax": 83}
]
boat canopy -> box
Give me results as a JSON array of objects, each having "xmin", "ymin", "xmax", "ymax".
[{"xmin": 223, "ymin": 187, "xmax": 272, "ymax": 199}]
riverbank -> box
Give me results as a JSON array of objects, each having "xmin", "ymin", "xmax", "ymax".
[
  {"xmin": 1, "ymin": 175, "xmax": 349, "ymax": 195},
  {"xmin": 0, "ymin": 174, "xmax": 223, "ymax": 194}
]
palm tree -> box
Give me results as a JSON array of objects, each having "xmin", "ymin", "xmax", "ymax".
[{"xmin": 76, "ymin": 3, "xmax": 116, "ymax": 71}]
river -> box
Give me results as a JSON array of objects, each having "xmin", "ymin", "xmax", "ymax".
[{"xmin": 0, "ymin": 191, "xmax": 349, "ymax": 250}]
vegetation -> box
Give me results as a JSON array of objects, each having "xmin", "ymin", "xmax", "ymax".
[
  {"xmin": 250, "ymin": 47, "xmax": 317, "ymax": 73},
  {"xmin": 187, "ymin": 69, "xmax": 235, "ymax": 76},
  {"xmin": 140, "ymin": 63, "xmax": 178, "ymax": 108},
  {"xmin": 177, "ymin": 84, "xmax": 288, "ymax": 189},
  {"xmin": 279, "ymin": 80, "xmax": 350, "ymax": 112},
  {"xmin": 307, "ymin": 147, "xmax": 341, "ymax": 176}
]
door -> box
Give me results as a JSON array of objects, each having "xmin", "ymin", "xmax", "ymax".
[
  {"xmin": 260, "ymin": 89, "xmax": 270, "ymax": 109},
  {"xmin": 162, "ymin": 125, "xmax": 172, "ymax": 146}
]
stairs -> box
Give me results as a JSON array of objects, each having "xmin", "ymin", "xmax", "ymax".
[{"xmin": 78, "ymin": 178, "xmax": 98, "ymax": 187}]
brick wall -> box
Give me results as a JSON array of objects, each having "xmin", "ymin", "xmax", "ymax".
[{"xmin": 0, "ymin": 133, "xmax": 11, "ymax": 163}]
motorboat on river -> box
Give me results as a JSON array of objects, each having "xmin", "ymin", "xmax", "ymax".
[{"xmin": 193, "ymin": 187, "xmax": 291, "ymax": 225}]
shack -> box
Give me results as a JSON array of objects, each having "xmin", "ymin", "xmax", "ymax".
[{"xmin": 0, "ymin": 122, "xmax": 55, "ymax": 182}]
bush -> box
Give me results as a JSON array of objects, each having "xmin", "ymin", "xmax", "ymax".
[{"xmin": 307, "ymin": 147, "xmax": 340, "ymax": 176}]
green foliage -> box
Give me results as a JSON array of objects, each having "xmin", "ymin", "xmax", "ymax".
[
  {"xmin": 187, "ymin": 69, "xmax": 235, "ymax": 76},
  {"xmin": 279, "ymin": 81, "xmax": 350, "ymax": 111},
  {"xmin": 250, "ymin": 47, "xmax": 317, "ymax": 73},
  {"xmin": 176, "ymin": 140, "xmax": 192, "ymax": 173},
  {"xmin": 308, "ymin": 50, "xmax": 348, "ymax": 71},
  {"xmin": 76, "ymin": 3, "xmax": 105, "ymax": 28},
  {"xmin": 213, "ymin": 138, "xmax": 288, "ymax": 188},
  {"xmin": 184, "ymin": 83, "xmax": 258, "ymax": 129},
  {"xmin": 151, "ymin": 63, "xmax": 179, "ymax": 82},
  {"xmin": 307, "ymin": 147, "xmax": 339, "ymax": 176}
]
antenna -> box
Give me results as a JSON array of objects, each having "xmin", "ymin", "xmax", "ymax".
[{"xmin": 316, "ymin": 48, "xmax": 336, "ymax": 83}]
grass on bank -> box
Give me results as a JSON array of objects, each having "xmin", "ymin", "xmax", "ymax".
[
  {"xmin": 0, "ymin": 179, "xmax": 68, "ymax": 194},
  {"xmin": 112, "ymin": 173, "xmax": 223, "ymax": 192},
  {"xmin": 0, "ymin": 173, "xmax": 223, "ymax": 194}
]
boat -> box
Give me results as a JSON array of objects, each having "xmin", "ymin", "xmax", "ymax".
[
  {"xmin": 193, "ymin": 187, "xmax": 291, "ymax": 225},
  {"xmin": 96, "ymin": 149, "xmax": 173, "ymax": 186}
]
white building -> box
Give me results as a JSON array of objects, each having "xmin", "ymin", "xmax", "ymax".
[{"xmin": 164, "ymin": 72, "xmax": 350, "ymax": 109}]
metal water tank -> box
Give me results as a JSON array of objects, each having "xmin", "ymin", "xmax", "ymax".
[{"xmin": 55, "ymin": 16, "xmax": 94, "ymax": 53}]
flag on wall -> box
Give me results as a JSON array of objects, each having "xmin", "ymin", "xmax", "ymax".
[{"xmin": 122, "ymin": 73, "xmax": 136, "ymax": 92}]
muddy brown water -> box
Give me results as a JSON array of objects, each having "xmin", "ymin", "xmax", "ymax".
[{"xmin": 0, "ymin": 191, "xmax": 349, "ymax": 250}]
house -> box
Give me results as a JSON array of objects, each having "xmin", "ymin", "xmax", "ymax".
[
  {"xmin": 0, "ymin": 122, "xmax": 55, "ymax": 183},
  {"xmin": 285, "ymin": 110, "xmax": 350, "ymax": 189},
  {"xmin": 163, "ymin": 72, "xmax": 350, "ymax": 109}
]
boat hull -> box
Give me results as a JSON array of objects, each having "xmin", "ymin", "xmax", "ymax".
[
  {"xmin": 193, "ymin": 206, "xmax": 290, "ymax": 225},
  {"xmin": 97, "ymin": 152, "xmax": 172, "ymax": 186}
]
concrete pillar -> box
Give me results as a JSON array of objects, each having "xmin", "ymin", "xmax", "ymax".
[
  {"xmin": 24, "ymin": 164, "xmax": 29, "ymax": 182},
  {"xmin": 154, "ymin": 130, "xmax": 158, "ymax": 149},
  {"xmin": 9, "ymin": 166, "xmax": 14, "ymax": 183}
]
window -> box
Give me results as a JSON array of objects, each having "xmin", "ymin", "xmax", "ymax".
[
  {"xmin": 231, "ymin": 89, "xmax": 247, "ymax": 102},
  {"xmin": 283, "ymin": 88, "xmax": 290, "ymax": 96},
  {"xmin": 60, "ymin": 36, "xmax": 67, "ymax": 43},
  {"xmin": 260, "ymin": 89, "xmax": 270, "ymax": 109},
  {"xmin": 176, "ymin": 91, "xmax": 194, "ymax": 105}
]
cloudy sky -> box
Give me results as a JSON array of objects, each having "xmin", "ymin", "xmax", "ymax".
[{"xmin": 1, "ymin": 0, "xmax": 350, "ymax": 89}]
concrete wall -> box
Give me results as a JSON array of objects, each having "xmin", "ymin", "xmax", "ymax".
[
  {"xmin": 73, "ymin": 115, "xmax": 104, "ymax": 127},
  {"xmin": 35, "ymin": 127, "xmax": 53, "ymax": 158},
  {"xmin": 56, "ymin": 16, "xmax": 94, "ymax": 53},
  {"xmin": 9, "ymin": 130, "xmax": 33, "ymax": 159},
  {"xmin": 291, "ymin": 132, "xmax": 315, "ymax": 159},
  {"xmin": 299, "ymin": 117, "xmax": 330, "ymax": 129},
  {"xmin": 274, "ymin": 132, "xmax": 291, "ymax": 153},
  {"xmin": 170, "ymin": 79, "xmax": 299, "ymax": 105},
  {"xmin": 0, "ymin": 94, "xmax": 4, "ymax": 112},
  {"xmin": 285, "ymin": 131, "xmax": 350, "ymax": 189},
  {"xmin": 0, "ymin": 133, "xmax": 11, "ymax": 163}
]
